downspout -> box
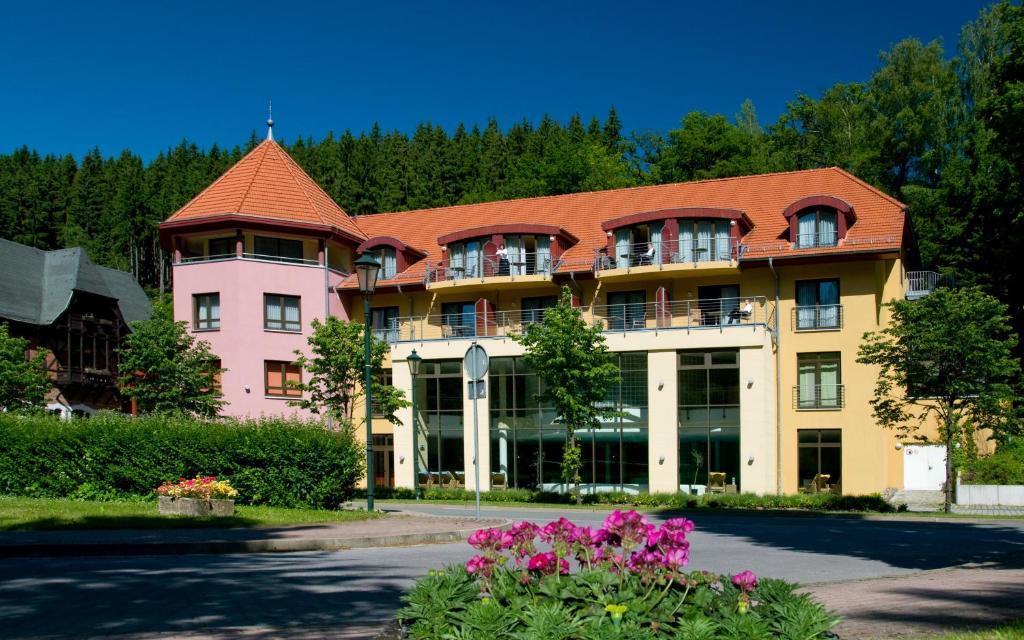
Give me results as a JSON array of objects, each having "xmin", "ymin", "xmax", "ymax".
[{"xmin": 768, "ymin": 257, "xmax": 782, "ymax": 495}]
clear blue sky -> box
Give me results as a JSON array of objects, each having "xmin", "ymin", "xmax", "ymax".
[{"xmin": 0, "ymin": 0, "xmax": 991, "ymax": 161}]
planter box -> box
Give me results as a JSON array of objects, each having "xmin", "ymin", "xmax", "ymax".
[{"xmin": 158, "ymin": 496, "xmax": 235, "ymax": 517}]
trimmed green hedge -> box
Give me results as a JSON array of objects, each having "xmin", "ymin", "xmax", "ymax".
[
  {"xmin": 368, "ymin": 486, "xmax": 898, "ymax": 512},
  {"xmin": 0, "ymin": 413, "xmax": 364, "ymax": 508}
]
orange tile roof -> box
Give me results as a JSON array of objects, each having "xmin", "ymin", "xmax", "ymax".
[
  {"xmin": 349, "ymin": 167, "xmax": 905, "ymax": 285},
  {"xmin": 164, "ymin": 139, "xmax": 365, "ymax": 241}
]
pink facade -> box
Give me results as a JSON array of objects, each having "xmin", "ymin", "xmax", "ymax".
[{"xmin": 172, "ymin": 258, "xmax": 349, "ymax": 418}]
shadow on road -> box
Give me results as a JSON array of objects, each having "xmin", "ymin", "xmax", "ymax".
[{"xmin": 0, "ymin": 553, "xmax": 406, "ymax": 638}]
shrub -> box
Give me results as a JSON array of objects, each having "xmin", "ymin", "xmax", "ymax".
[
  {"xmin": 374, "ymin": 486, "xmax": 895, "ymax": 512},
  {"xmin": 398, "ymin": 511, "xmax": 840, "ymax": 639},
  {"xmin": 963, "ymin": 441, "xmax": 1024, "ymax": 485},
  {"xmin": 0, "ymin": 412, "xmax": 363, "ymax": 508}
]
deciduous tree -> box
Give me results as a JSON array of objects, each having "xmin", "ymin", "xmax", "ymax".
[{"xmin": 0, "ymin": 323, "xmax": 50, "ymax": 412}]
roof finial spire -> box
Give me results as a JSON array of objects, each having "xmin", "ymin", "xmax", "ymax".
[{"xmin": 266, "ymin": 101, "xmax": 274, "ymax": 141}]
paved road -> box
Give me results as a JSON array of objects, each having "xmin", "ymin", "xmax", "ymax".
[{"xmin": 1, "ymin": 506, "xmax": 1022, "ymax": 639}]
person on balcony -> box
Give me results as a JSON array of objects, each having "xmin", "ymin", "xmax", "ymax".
[
  {"xmin": 496, "ymin": 243, "xmax": 509, "ymax": 276},
  {"xmin": 638, "ymin": 242, "xmax": 655, "ymax": 266}
]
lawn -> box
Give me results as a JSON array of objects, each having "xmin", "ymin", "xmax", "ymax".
[{"xmin": 0, "ymin": 496, "xmax": 379, "ymax": 531}]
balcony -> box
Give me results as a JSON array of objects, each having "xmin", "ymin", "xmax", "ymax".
[
  {"xmin": 385, "ymin": 296, "xmax": 772, "ymax": 343},
  {"xmin": 794, "ymin": 230, "xmax": 839, "ymax": 249},
  {"xmin": 425, "ymin": 252, "xmax": 555, "ymax": 289},
  {"xmin": 594, "ymin": 240, "xmax": 740, "ymax": 279},
  {"xmin": 793, "ymin": 384, "xmax": 845, "ymax": 410},
  {"xmin": 792, "ymin": 305, "xmax": 843, "ymax": 331},
  {"xmin": 906, "ymin": 271, "xmax": 948, "ymax": 300}
]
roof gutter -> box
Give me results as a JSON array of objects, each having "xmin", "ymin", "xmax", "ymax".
[{"xmin": 768, "ymin": 257, "xmax": 782, "ymax": 496}]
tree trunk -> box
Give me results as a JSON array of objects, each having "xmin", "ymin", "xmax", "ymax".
[{"xmin": 944, "ymin": 430, "xmax": 954, "ymax": 514}]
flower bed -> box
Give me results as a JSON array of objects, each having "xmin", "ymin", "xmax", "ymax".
[{"xmin": 399, "ymin": 510, "xmax": 839, "ymax": 639}]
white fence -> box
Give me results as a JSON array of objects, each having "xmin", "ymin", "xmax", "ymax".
[{"xmin": 956, "ymin": 482, "xmax": 1024, "ymax": 507}]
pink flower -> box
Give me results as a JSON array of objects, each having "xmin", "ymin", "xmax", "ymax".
[
  {"xmin": 662, "ymin": 547, "xmax": 689, "ymax": 570},
  {"xmin": 539, "ymin": 517, "xmax": 578, "ymax": 545},
  {"xmin": 732, "ymin": 570, "xmax": 757, "ymax": 592},
  {"xmin": 601, "ymin": 510, "xmax": 650, "ymax": 550},
  {"xmin": 526, "ymin": 551, "xmax": 567, "ymax": 575}
]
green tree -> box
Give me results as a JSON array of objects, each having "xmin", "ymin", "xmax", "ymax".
[
  {"xmin": 290, "ymin": 316, "xmax": 408, "ymax": 427},
  {"xmin": 117, "ymin": 301, "xmax": 224, "ymax": 417},
  {"xmin": 653, "ymin": 112, "xmax": 766, "ymax": 183},
  {"xmin": 0, "ymin": 323, "xmax": 50, "ymax": 411},
  {"xmin": 512, "ymin": 286, "xmax": 620, "ymax": 503},
  {"xmin": 857, "ymin": 288, "xmax": 1021, "ymax": 512}
]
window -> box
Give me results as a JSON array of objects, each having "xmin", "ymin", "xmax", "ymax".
[
  {"xmin": 607, "ymin": 291, "xmax": 646, "ymax": 331},
  {"xmin": 521, "ymin": 296, "xmax": 557, "ymax": 324},
  {"xmin": 677, "ymin": 220, "xmax": 732, "ymax": 263},
  {"xmin": 798, "ymin": 429, "xmax": 841, "ymax": 493},
  {"xmin": 193, "ymin": 293, "xmax": 220, "ymax": 331},
  {"xmin": 264, "ymin": 294, "xmax": 301, "ymax": 332},
  {"xmin": 208, "ymin": 237, "xmax": 234, "ymax": 258},
  {"xmin": 372, "ymin": 368, "xmax": 393, "ymax": 417},
  {"xmin": 208, "ymin": 359, "xmax": 222, "ymax": 395},
  {"xmin": 678, "ymin": 350, "xmax": 741, "ymax": 491},
  {"xmin": 265, "ymin": 360, "xmax": 302, "ymax": 397},
  {"xmin": 796, "ymin": 353, "xmax": 843, "ymax": 409},
  {"xmin": 254, "ymin": 236, "xmax": 305, "ymax": 263},
  {"xmin": 376, "ymin": 247, "xmax": 397, "ymax": 279},
  {"xmin": 441, "ymin": 301, "xmax": 476, "ymax": 337},
  {"xmin": 489, "ymin": 353, "xmax": 648, "ymax": 491},
  {"xmin": 795, "ymin": 279, "xmax": 840, "ymax": 330},
  {"xmin": 418, "ymin": 361, "xmax": 464, "ymax": 477},
  {"xmin": 371, "ymin": 306, "xmax": 399, "ymax": 342},
  {"xmin": 796, "ymin": 210, "xmax": 838, "ymax": 248}
]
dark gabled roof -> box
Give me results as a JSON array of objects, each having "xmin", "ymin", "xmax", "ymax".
[{"xmin": 0, "ymin": 238, "xmax": 151, "ymax": 328}]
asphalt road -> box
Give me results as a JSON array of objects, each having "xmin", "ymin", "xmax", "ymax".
[{"xmin": 1, "ymin": 505, "xmax": 1022, "ymax": 639}]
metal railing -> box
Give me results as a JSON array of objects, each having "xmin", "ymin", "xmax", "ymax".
[
  {"xmin": 385, "ymin": 296, "xmax": 772, "ymax": 342},
  {"xmin": 795, "ymin": 231, "xmax": 839, "ymax": 249},
  {"xmin": 178, "ymin": 252, "xmax": 324, "ymax": 267},
  {"xmin": 793, "ymin": 384, "xmax": 845, "ymax": 410},
  {"xmin": 426, "ymin": 252, "xmax": 555, "ymax": 284},
  {"xmin": 594, "ymin": 239, "xmax": 739, "ymax": 272},
  {"xmin": 792, "ymin": 305, "xmax": 843, "ymax": 331},
  {"xmin": 906, "ymin": 271, "xmax": 943, "ymax": 299}
]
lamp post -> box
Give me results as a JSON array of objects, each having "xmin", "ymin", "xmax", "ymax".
[
  {"xmin": 407, "ymin": 349, "xmax": 423, "ymax": 500},
  {"xmin": 355, "ymin": 252, "xmax": 381, "ymax": 511}
]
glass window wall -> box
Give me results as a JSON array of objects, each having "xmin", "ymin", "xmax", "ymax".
[{"xmin": 678, "ymin": 350, "xmax": 741, "ymax": 493}]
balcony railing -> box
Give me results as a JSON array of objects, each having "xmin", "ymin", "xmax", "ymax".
[
  {"xmin": 178, "ymin": 252, "xmax": 325, "ymax": 267},
  {"xmin": 426, "ymin": 252, "xmax": 555, "ymax": 284},
  {"xmin": 906, "ymin": 271, "xmax": 944, "ymax": 299},
  {"xmin": 385, "ymin": 296, "xmax": 772, "ymax": 342},
  {"xmin": 792, "ymin": 305, "xmax": 843, "ymax": 331},
  {"xmin": 793, "ymin": 384, "xmax": 845, "ymax": 410},
  {"xmin": 594, "ymin": 240, "xmax": 739, "ymax": 272},
  {"xmin": 794, "ymin": 231, "xmax": 839, "ymax": 249}
]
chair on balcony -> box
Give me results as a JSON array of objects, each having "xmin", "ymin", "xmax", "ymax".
[
  {"xmin": 630, "ymin": 317, "xmax": 646, "ymax": 330},
  {"xmin": 707, "ymin": 472, "xmax": 727, "ymax": 494}
]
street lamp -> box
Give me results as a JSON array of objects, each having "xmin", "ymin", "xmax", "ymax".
[
  {"xmin": 407, "ymin": 349, "xmax": 423, "ymax": 500},
  {"xmin": 355, "ymin": 252, "xmax": 381, "ymax": 511}
]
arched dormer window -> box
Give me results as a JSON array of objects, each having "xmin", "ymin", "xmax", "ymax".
[
  {"xmin": 356, "ymin": 236, "xmax": 426, "ymax": 280},
  {"xmin": 796, "ymin": 209, "xmax": 838, "ymax": 248},
  {"xmin": 783, "ymin": 196, "xmax": 856, "ymax": 249},
  {"xmin": 375, "ymin": 246, "xmax": 397, "ymax": 279}
]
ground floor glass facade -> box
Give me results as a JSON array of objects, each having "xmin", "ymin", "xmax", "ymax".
[
  {"xmin": 418, "ymin": 360, "xmax": 465, "ymax": 479},
  {"xmin": 489, "ymin": 353, "xmax": 649, "ymax": 491},
  {"xmin": 678, "ymin": 350, "xmax": 741, "ymax": 492}
]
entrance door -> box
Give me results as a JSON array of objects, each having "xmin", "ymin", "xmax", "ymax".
[{"xmin": 373, "ymin": 434, "xmax": 395, "ymax": 488}]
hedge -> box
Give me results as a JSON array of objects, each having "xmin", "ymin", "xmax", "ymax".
[
  {"xmin": 963, "ymin": 440, "xmax": 1024, "ymax": 485},
  {"xmin": 0, "ymin": 413, "xmax": 364, "ymax": 508},
  {"xmin": 367, "ymin": 486, "xmax": 899, "ymax": 512}
]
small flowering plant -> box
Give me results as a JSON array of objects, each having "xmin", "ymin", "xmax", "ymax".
[
  {"xmin": 156, "ymin": 475, "xmax": 238, "ymax": 501},
  {"xmin": 400, "ymin": 510, "xmax": 839, "ymax": 639}
]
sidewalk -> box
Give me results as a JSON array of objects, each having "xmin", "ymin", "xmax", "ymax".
[
  {"xmin": 0, "ymin": 511, "xmax": 507, "ymax": 557},
  {"xmin": 805, "ymin": 563, "xmax": 1024, "ymax": 639}
]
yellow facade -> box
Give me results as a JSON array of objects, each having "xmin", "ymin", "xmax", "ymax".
[{"xmin": 351, "ymin": 252, "xmax": 934, "ymax": 496}]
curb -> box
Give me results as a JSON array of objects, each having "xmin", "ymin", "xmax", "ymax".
[{"xmin": 0, "ymin": 519, "xmax": 512, "ymax": 558}]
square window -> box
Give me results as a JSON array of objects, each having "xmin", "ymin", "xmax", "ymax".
[
  {"xmin": 264, "ymin": 294, "xmax": 301, "ymax": 332},
  {"xmin": 265, "ymin": 360, "xmax": 302, "ymax": 397},
  {"xmin": 193, "ymin": 293, "xmax": 220, "ymax": 330}
]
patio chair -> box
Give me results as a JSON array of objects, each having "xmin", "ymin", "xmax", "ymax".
[
  {"xmin": 812, "ymin": 473, "xmax": 831, "ymax": 493},
  {"xmin": 452, "ymin": 471, "xmax": 466, "ymax": 488},
  {"xmin": 441, "ymin": 324, "xmax": 453, "ymax": 339},
  {"xmin": 491, "ymin": 473, "xmax": 507, "ymax": 490},
  {"xmin": 707, "ymin": 472, "xmax": 727, "ymax": 494},
  {"xmin": 417, "ymin": 472, "xmax": 431, "ymax": 489}
]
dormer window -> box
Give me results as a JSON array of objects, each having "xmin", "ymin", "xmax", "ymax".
[
  {"xmin": 374, "ymin": 246, "xmax": 397, "ymax": 279},
  {"xmin": 796, "ymin": 210, "xmax": 838, "ymax": 248},
  {"xmin": 783, "ymin": 196, "xmax": 855, "ymax": 249},
  {"xmin": 434, "ymin": 224, "xmax": 573, "ymax": 283}
]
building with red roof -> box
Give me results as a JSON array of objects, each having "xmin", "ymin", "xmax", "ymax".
[{"xmin": 161, "ymin": 122, "xmax": 942, "ymax": 497}]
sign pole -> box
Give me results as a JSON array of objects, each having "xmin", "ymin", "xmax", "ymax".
[
  {"xmin": 464, "ymin": 341, "xmax": 488, "ymax": 521},
  {"xmin": 472, "ymin": 375, "xmax": 481, "ymax": 520}
]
